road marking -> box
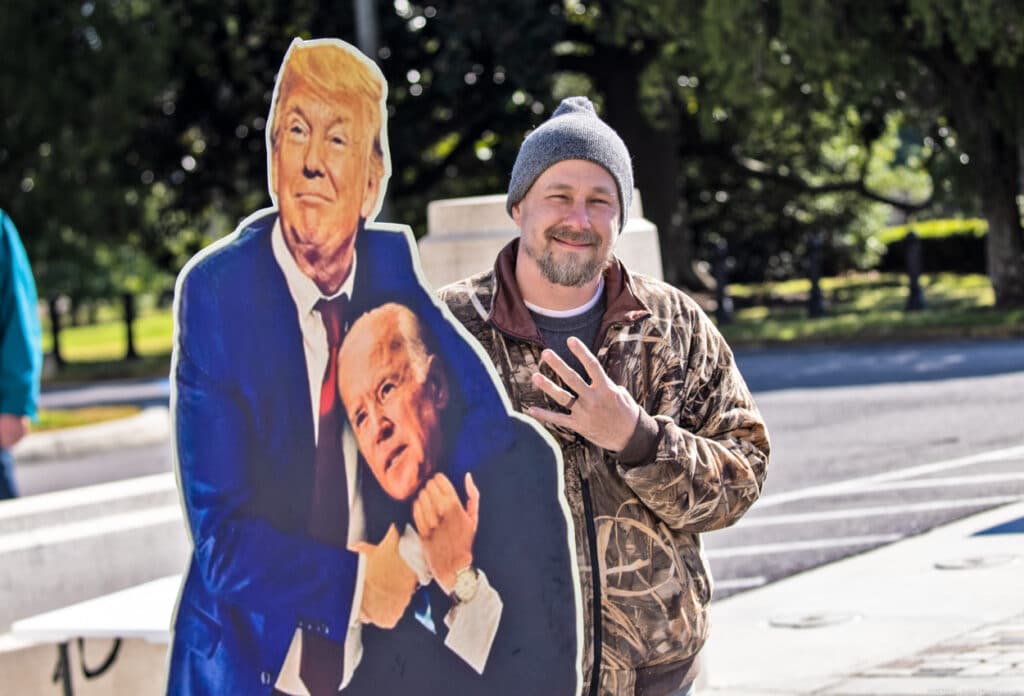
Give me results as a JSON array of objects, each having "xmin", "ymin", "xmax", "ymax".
[
  {"xmin": 757, "ymin": 444, "xmax": 1024, "ymax": 509},
  {"xmin": 0, "ymin": 505, "xmax": 182, "ymax": 554},
  {"xmin": 0, "ymin": 473, "xmax": 176, "ymax": 520},
  {"xmin": 855, "ymin": 471, "xmax": 1024, "ymax": 493},
  {"xmin": 742, "ymin": 495, "xmax": 1023, "ymax": 528},
  {"xmin": 713, "ymin": 576, "xmax": 767, "ymax": 591},
  {"xmin": 706, "ymin": 533, "xmax": 903, "ymax": 559}
]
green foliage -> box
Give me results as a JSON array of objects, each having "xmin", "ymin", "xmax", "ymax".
[
  {"xmin": 41, "ymin": 354, "xmax": 173, "ymax": 384},
  {"xmin": 877, "ymin": 218, "xmax": 988, "ymax": 245},
  {"xmin": 378, "ymin": 0, "xmax": 568, "ymax": 233},
  {"xmin": 4, "ymin": 0, "xmax": 1022, "ymax": 311},
  {"xmin": 0, "ymin": 0, "xmax": 177, "ymax": 301},
  {"xmin": 696, "ymin": 0, "xmax": 1024, "ymax": 303}
]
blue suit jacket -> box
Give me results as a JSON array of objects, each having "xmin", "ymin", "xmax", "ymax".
[{"xmin": 166, "ymin": 211, "xmax": 509, "ymax": 695}]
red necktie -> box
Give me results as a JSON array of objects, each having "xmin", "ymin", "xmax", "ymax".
[{"xmin": 300, "ymin": 295, "xmax": 349, "ymax": 696}]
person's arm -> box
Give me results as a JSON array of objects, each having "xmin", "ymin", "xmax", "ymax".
[
  {"xmin": 528, "ymin": 317, "xmax": 768, "ymax": 534},
  {"xmin": 0, "ymin": 213, "xmax": 42, "ymax": 437},
  {"xmin": 615, "ymin": 317, "xmax": 769, "ymax": 532},
  {"xmin": 174, "ymin": 262, "xmax": 357, "ymax": 636},
  {"xmin": 409, "ymin": 473, "xmax": 504, "ymax": 673}
]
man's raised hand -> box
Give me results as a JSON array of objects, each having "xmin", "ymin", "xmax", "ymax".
[{"xmin": 527, "ymin": 336, "xmax": 640, "ymax": 452}]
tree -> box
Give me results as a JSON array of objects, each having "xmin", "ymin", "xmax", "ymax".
[
  {"xmin": 14, "ymin": 0, "xmax": 1015, "ymax": 321},
  {"xmin": 702, "ymin": 0, "xmax": 1024, "ymax": 307},
  {"xmin": 0, "ymin": 0, "xmax": 177, "ymax": 361}
]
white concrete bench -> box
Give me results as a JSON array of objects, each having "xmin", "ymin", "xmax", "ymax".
[
  {"xmin": 0, "ymin": 473, "xmax": 188, "ymax": 631},
  {"xmin": 8, "ymin": 574, "xmax": 180, "ymax": 695}
]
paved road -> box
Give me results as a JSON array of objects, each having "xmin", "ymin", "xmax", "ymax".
[
  {"xmin": 18, "ymin": 442, "xmax": 173, "ymax": 496},
  {"xmin": 708, "ymin": 339, "xmax": 1024, "ymax": 599},
  {"xmin": 21, "ymin": 378, "xmax": 172, "ymax": 496},
  {"xmin": 734, "ymin": 338, "xmax": 1024, "ymax": 392},
  {"xmin": 39, "ymin": 377, "xmax": 171, "ymax": 410}
]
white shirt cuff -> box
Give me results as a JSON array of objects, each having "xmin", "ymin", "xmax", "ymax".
[
  {"xmin": 443, "ymin": 570, "xmax": 503, "ymax": 674},
  {"xmin": 398, "ymin": 523, "xmax": 434, "ymax": 586}
]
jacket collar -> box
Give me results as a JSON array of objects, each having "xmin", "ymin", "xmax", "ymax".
[{"xmin": 488, "ymin": 238, "xmax": 651, "ymax": 345}]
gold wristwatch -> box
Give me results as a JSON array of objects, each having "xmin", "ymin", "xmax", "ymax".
[{"xmin": 451, "ymin": 566, "xmax": 480, "ymax": 604}]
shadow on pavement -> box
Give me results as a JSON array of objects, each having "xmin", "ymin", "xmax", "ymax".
[{"xmin": 735, "ymin": 339, "xmax": 1024, "ymax": 392}]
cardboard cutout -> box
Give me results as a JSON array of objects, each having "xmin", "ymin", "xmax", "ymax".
[{"xmin": 167, "ymin": 38, "xmax": 581, "ymax": 696}]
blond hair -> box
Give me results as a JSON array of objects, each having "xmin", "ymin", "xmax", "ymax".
[{"xmin": 269, "ymin": 39, "xmax": 387, "ymax": 181}]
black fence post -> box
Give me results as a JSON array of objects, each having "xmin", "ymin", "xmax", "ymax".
[
  {"xmin": 905, "ymin": 230, "xmax": 926, "ymax": 311},
  {"xmin": 123, "ymin": 293, "xmax": 138, "ymax": 360},
  {"xmin": 47, "ymin": 297, "xmax": 65, "ymax": 369},
  {"xmin": 807, "ymin": 231, "xmax": 826, "ymax": 318},
  {"xmin": 713, "ymin": 240, "xmax": 734, "ymax": 325}
]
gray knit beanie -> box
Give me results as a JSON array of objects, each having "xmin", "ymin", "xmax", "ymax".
[{"xmin": 507, "ymin": 96, "xmax": 633, "ymax": 227}]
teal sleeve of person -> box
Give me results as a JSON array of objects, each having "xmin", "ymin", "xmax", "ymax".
[{"xmin": 0, "ymin": 209, "xmax": 43, "ymax": 419}]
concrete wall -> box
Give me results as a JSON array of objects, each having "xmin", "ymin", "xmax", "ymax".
[{"xmin": 417, "ymin": 190, "xmax": 663, "ymax": 290}]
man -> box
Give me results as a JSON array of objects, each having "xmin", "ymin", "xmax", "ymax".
[
  {"xmin": 337, "ymin": 303, "xmax": 578, "ymax": 695},
  {"xmin": 440, "ymin": 96, "xmax": 770, "ymax": 696},
  {"xmin": 168, "ymin": 39, "xmax": 506, "ymax": 695},
  {"xmin": 0, "ymin": 210, "xmax": 42, "ymax": 500}
]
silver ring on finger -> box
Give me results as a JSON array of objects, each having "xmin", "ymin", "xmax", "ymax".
[{"xmin": 564, "ymin": 394, "xmax": 578, "ymax": 410}]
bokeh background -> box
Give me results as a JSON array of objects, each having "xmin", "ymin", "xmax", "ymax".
[{"xmin": 3, "ymin": 0, "xmax": 1022, "ymax": 375}]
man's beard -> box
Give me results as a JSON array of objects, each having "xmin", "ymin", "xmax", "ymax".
[{"xmin": 525, "ymin": 225, "xmax": 609, "ymax": 288}]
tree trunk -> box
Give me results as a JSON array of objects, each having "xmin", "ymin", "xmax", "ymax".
[
  {"xmin": 976, "ymin": 118, "xmax": 1024, "ymax": 308},
  {"xmin": 929, "ymin": 49, "xmax": 1024, "ymax": 308},
  {"xmin": 983, "ymin": 194, "xmax": 1024, "ymax": 309},
  {"xmin": 68, "ymin": 297, "xmax": 81, "ymax": 327},
  {"xmin": 599, "ymin": 58, "xmax": 708, "ymax": 290},
  {"xmin": 123, "ymin": 292, "xmax": 138, "ymax": 360},
  {"xmin": 47, "ymin": 297, "xmax": 64, "ymax": 369}
]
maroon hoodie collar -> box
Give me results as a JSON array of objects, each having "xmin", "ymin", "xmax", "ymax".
[{"xmin": 488, "ymin": 238, "xmax": 651, "ymax": 345}]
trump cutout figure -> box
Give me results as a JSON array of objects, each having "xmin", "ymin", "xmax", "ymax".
[{"xmin": 167, "ymin": 37, "xmax": 580, "ymax": 696}]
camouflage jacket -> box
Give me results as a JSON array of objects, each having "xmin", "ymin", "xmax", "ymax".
[{"xmin": 439, "ymin": 240, "xmax": 769, "ymax": 696}]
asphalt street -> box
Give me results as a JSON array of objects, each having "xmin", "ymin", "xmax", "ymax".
[
  {"xmin": 22, "ymin": 339, "xmax": 1024, "ymax": 601},
  {"xmin": 38, "ymin": 377, "xmax": 171, "ymax": 410},
  {"xmin": 708, "ymin": 339, "xmax": 1024, "ymax": 599},
  {"xmin": 17, "ymin": 442, "xmax": 173, "ymax": 496}
]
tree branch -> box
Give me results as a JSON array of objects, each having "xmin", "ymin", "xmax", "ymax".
[{"xmin": 732, "ymin": 154, "xmax": 935, "ymax": 212}]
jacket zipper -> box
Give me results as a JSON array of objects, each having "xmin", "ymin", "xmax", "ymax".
[
  {"xmin": 579, "ymin": 464, "xmax": 602, "ymax": 696},
  {"xmin": 581, "ymin": 323, "xmax": 623, "ymax": 696}
]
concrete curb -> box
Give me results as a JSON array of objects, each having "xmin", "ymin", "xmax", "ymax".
[{"xmin": 12, "ymin": 407, "xmax": 170, "ymax": 463}]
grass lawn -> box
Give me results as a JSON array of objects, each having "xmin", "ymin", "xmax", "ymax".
[
  {"xmin": 35, "ymin": 405, "xmax": 142, "ymax": 432},
  {"xmin": 718, "ymin": 272, "xmax": 1024, "ymax": 346},
  {"xmin": 39, "ymin": 309, "xmax": 174, "ymax": 384},
  {"xmin": 41, "ymin": 312, "xmax": 174, "ymax": 361}
]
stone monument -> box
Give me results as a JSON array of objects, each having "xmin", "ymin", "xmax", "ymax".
[{"xmin": 417, "ymin": 190, "xmax": 663, "ymax": 289}]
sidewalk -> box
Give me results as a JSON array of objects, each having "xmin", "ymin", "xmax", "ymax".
[
  {"xmin": 702, "ymin": 501, "xmax": 1024, "ymax": 695},
  {"xmin": 12, "ymin": 406, "xmax": 170, "ymax": 463}
]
